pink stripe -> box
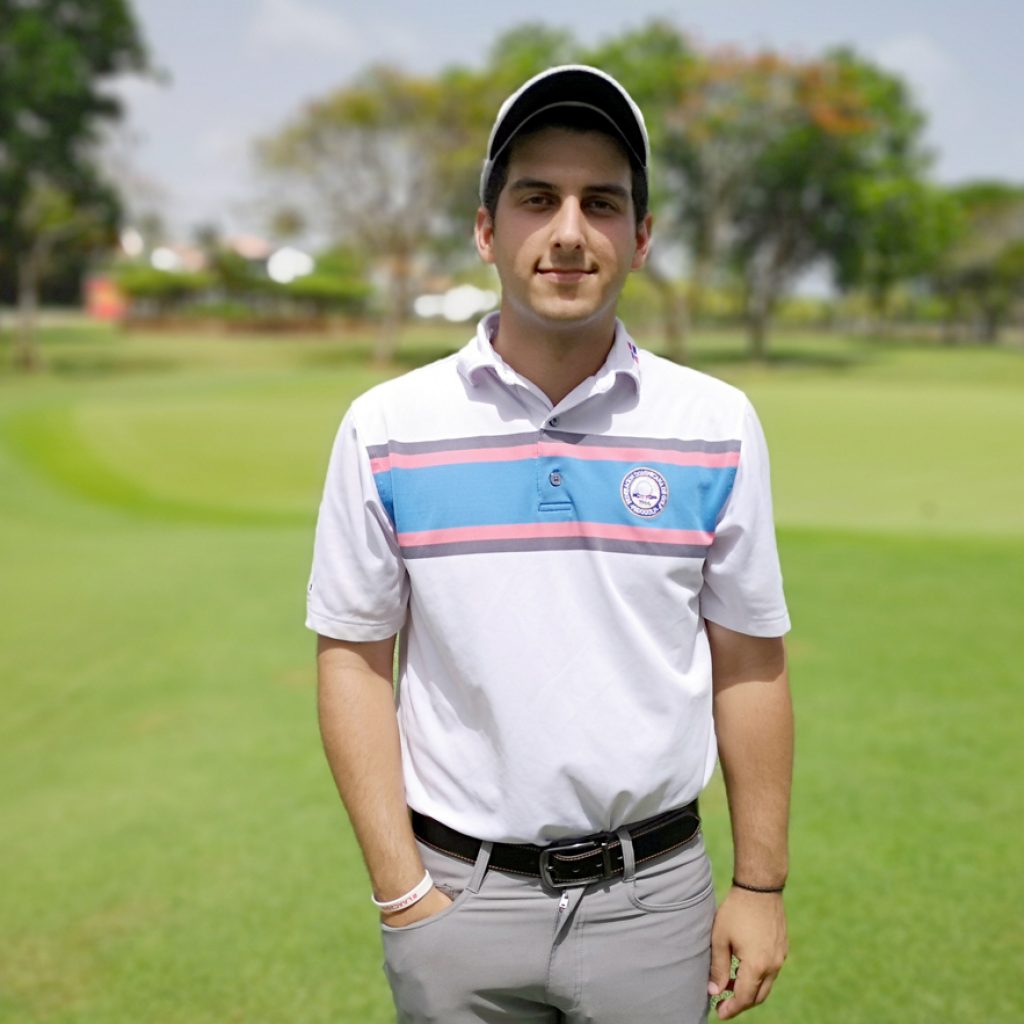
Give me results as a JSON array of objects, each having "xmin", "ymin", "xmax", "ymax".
[
  {"xmin": 538, "ymin": 442, "xmax": 739, "ymax": 468},
  {"xmin": 371, "ymin": 445, "xmax": 739, "ymax": 475},
  {"xmin": 398, "ymin": 522, "xmax": 714, "ymax": 547},
  {"xmin": 371, "ymin": 445, "xmax": 536, "ymax": 473}
]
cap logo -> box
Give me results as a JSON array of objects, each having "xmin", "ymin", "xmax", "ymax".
[{"xmin": 621, "ymin": 467, "xmax": 668, "ymax": 518}]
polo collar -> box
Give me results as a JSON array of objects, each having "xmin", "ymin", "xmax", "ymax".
[{"xmin": 456, "ymin": 313, "xmax": 642, "ymax": 398}]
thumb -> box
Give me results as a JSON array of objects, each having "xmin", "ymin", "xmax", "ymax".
[{"xmin": 707, "ymin": 927, "xmax": 732, "ymax": 996}]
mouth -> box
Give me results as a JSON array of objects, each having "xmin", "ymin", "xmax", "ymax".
[{"xmin": 537, "ymin": 267, "xmax": 595, "ymax": 284}]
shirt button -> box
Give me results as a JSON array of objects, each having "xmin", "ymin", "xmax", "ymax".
[
  {"xmin": 549, "ymin": 416, "xmax": 559, "ymax": 427},
  {"xmin": 549, "ymin": 471, "xmax": 562, "ymax": 487}
]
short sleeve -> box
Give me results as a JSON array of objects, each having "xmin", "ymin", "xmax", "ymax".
[
  {"xmin": 700, "ymin": 398, "xmax": 790, "ymax": 637},
  {"xmin": 305, "ymin": 402, "xmax": 408, "ymax": 640}
]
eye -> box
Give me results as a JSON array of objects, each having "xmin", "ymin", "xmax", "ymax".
[
  {"xmin": 585, "ymin": 197, "xmax": 618, "ymax": 213},
  {"xmin": 523, "ymin": 193, "xmax": 554, "ymax": 208}
]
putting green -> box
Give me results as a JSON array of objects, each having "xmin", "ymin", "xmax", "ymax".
[{"xmin": 2, "ymin": 368, "xmax": 389, "ymax": 524}]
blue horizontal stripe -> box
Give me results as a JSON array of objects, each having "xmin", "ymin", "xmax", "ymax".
[
  {"xmin": 379, "ymin": 457, "xmax": 736, "ymax": 535},
  {"xmin": 386, "ymin": 461, "xmax": 538, "ymax": 533},
  {"xmin": 374, "ymin": 465, "xmax": 396, "ymax": 525}
]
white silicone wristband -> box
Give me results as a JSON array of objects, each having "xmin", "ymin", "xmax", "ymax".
[{"xmin": 371, "ymin": 870, "xmax": 433, "ymax": 913}]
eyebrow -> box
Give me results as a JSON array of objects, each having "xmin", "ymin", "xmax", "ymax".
[{"xmin": 509, "ymin": 178, "xmax": 630, "ymax": 200}]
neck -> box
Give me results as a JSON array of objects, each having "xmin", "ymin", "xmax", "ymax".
[{"xmin": 491, "ymin": 305, "xmax": 618, "ymax": 406}]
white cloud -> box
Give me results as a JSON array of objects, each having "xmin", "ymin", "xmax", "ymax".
[
  {"xmin": 871, "ymin": 32, "xmax": 986, "ymax": 179},
  {"xmin": 245, "ymin": 0, "xmax": 360, "ymax": 58},
  {"xmin": 871, "ymin": 33, "xmax": 962, "ymax": 112}
]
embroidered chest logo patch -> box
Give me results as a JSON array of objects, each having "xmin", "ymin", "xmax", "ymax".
[{"xmin": 621, "ymin": 467, "xmax": 669, "ymax": 518}]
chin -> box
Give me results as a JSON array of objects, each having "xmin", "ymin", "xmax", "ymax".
[
  {"xmin": 534, "ymin": 305, "xmax": 611, "ymax": 331},
  {"xmin": 531, "ymin": 294, "xmax": 601, "ymax": 319}
]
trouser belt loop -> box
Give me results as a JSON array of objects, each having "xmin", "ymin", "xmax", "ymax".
[
  {"xmin": 615, "ymin": 826, "xmax": 636, "ymax": 882},
  {"xmin": 467, "ymin": 841, "xmax": 492, "ymax": 893}
]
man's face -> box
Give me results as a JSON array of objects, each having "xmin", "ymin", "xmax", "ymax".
[{"xmin": 475, "ymin": 128, "xmax": 652, "ymax": 333}]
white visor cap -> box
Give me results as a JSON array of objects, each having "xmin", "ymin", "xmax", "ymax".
[{"xmin": 479, "ymin": 64, "xmax": 650, "ymax": 203}]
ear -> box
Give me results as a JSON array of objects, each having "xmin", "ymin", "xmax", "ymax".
[
  {"xmin": 631, "ymin": 212, "xmax": 653, "ymax": 271},
  {"xmin": 475, "ymin": 206, "xmax": 496, "ymax": 265}
]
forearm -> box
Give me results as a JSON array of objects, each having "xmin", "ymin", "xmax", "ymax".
[
  {"xmin": 316, "ymin": 634, "xmax": 424, "ymax": 901},
  {"xmin": 709, "ymin": 625, "xmax": 793, "ymax": 888}
]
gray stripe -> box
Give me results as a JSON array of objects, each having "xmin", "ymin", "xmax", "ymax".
[
  {"xmin": 542, "ymin": 431, "xmax": 741, "ymax": 454},
  {"xmin": 401, "ymin": 537, "xmax": 709, "ymax": 559},
  {"xmin": 368, "ymin": 431, "xmax": 740, "ymax": 461},
  {"xmin": 367, "ymin": 432, "xmax": 540, "ymax": 460}
]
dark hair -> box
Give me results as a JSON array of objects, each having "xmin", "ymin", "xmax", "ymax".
[{"xmin": 482, "ymin": 108, "xmax": 649, "ymax": 227}]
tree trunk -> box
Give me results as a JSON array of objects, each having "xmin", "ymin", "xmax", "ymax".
[
  {"xmin": 744, "ymin": 273, "xmax": 773, "ymax": 361},
  {"xmin": 939, "ymin": 291, "xmax": 962, "ymax": 345},
  {"xmin": 869, "ymin": 284, "xmax": 892, "ymax": 338},
  {"xmin": 744, "ymin": 242, "xmax": 791, "ymax": 360},
  {"xmin": 687, "ymin": 247, "xmax": 713, "ymax": 327},
  {"xmin": 374, "ymin": 310, "xmax": 400, "ymax": 366},
  {"xmin": 644, "ymin": 263, "xmax": 689, "ymax": 364},
  {"xmin": 15, "ymin": 249, "xmax": 44, "ymax": 372},
  {"xmin": 747, "ymin": 306, "xmax": 769, "ymax": 361},
  {"xmin": 978, "ymin": 305, "xmax": 1002, "ymax": 344},
  {"xmin": 373, "ymin": 251, "xmax": 412, "ymax": 365}
]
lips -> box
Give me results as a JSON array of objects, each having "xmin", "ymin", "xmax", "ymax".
[{"xmin": 538, "ymin": 267, "xmax": 595, "ymax": 283}]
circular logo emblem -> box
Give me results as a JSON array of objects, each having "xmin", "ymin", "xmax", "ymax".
[{"xmin": 621, "ymin": 467, "xmax": 669, "ymax": 518}]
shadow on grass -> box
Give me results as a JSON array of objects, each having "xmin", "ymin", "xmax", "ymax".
[
  {"xmin": 298, "ymin": 344, "xmax": 376, "ymax": 369},
  {"xmin": 392, "ymin": 344, "xmax": 462, "ymax": 370},
  {"xmin": 20, "ymin": 321, "xmax": 1015, "ymax": 386},
  {"xmin": 45, "ymin": 355, "xmax": 181, "ymax": 378},
  {"xmin": 299, "ymin": 342, "xmax": 461, "ymax": 373},
  {"xmin": 690, "ymin": 345, "xmax": 873, "ymax": 374}
]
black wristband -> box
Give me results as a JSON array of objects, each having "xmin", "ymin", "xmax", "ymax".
[{"xmin": 732, "ymin": 877, "xmax": 785, "ymax": 894}]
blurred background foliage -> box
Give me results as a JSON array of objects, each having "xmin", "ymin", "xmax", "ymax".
[{"xmin": 2, "ymin": 4, "xmax": 1023, "ymax": 372}]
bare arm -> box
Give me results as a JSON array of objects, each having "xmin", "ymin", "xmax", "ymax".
[
  {"xmin": 705, "ymin": 620, "xmax": 793, "ymax": 1019},
  {"xmin": 317, "ymin": 634, "xmax": 450, "ymax": 926}
]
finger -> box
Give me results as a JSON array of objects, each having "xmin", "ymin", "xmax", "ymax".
[
  {"xmin": 752, "ymin": 968, "xmax": 778, "ymax": 1006},
  {"xmin": 718, "ymin": 960, "xmax": 762, "ymax": 1019},
  {"xmin": 707, "ymin": 931, "xmax": 732, "ymax": 996}
]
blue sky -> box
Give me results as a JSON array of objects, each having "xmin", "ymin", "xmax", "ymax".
[{"xmin": 109, "ymin": 0, "xmax": 1024, "ymax": 237}]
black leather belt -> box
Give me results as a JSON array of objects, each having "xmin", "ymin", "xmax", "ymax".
[{"xmin": 411, "ymin": 800, "xmax": 700, "ymax": 889}]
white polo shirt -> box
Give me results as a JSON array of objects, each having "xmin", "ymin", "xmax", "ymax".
[{"xmin": 307, "ymin": 314, "xmax": 790, "ymax": 844}]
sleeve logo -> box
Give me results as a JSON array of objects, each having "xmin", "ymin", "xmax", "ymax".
[{"xmin": 621, "ymin": 468, "xmax": 669, "ymax": 518}]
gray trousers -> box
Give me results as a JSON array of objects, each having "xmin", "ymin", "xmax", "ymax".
[{"xmin": 380, "ymin": 828, "xmax": 715, "ymax": 1023}]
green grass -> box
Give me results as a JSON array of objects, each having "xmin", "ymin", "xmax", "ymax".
[{"xmin": 1, "ymin": 323, "xmax": 1022, "ymax": 1023}]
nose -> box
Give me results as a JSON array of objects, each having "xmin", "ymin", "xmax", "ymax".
[{"xmin": 550, "ymin": 197, "xmax": 585, "ymax": 251}]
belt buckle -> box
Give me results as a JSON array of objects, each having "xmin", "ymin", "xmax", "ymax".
[{"xmin": 538, "ymin": 836, "xmax": 615, "ymax": 889}]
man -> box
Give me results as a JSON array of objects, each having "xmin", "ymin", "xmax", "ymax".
[{"xmin": 307, "ymin": 65, "xmax": 793, "ymax": 1023}]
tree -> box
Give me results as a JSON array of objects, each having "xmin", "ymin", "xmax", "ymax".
[
  {"xmin": 934, "ymin": 182, "xmax": 1024, "ymax": 343},
  {"xmin": 0, "ymin": 0, "xmax": 150, "ymax": 369},
  {"xmin": 14, "ymin": 176, "xmax": 118, "ymax": 366},
  {"xmin": 257, "ymin": 66, "xmax": 461, "ymax": 362},
  {"xmin": 832, "ymin": 176, "xmax": 958, "ymax": 327},
  {"xmin": 281, "ymin": 246, "xmax": 372, "ymax": 319},
  {"xmin": 662, "ymin": 46, "xmax": 934, "ymax": 356}
]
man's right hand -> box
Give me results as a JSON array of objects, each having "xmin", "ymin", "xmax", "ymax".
[{"xmin": 380, "ymin": 886, "xmax": 454, "ymax": 928}]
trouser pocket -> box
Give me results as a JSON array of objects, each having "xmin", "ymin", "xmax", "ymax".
[{"xmin": 626, "ymin": 830, "xmax": 714, "ymax": 913}]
